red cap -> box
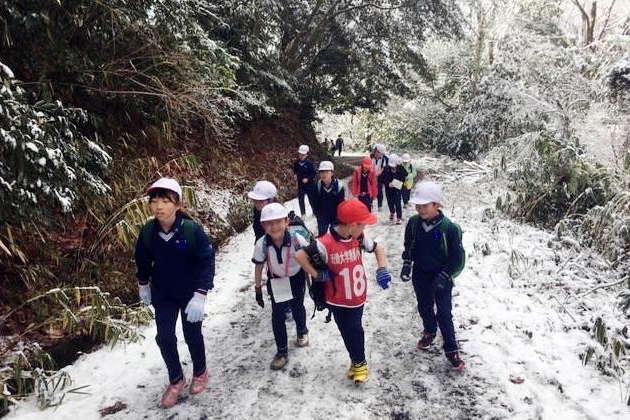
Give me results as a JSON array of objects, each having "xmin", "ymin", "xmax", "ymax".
[
  {"xmin": 361, "ymin": 156, "xmax": 372, "ymax": 167},
  {"xmin": 337, "ymin": 199, "xmax": 377, "ymax": 225}
]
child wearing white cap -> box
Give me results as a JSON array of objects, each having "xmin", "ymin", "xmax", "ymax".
[
  {"xmin": 313, "ymin": 161, "xmax": 345, "ymax": 236},
  {"xmin": 400, "ymin": 181, "xmax": 466, "ymax": 372},
  {"xmin": 380, "ymin": 153, "xmax": 407, "ymax": 224},
  {"xmin": 371, "ymin": 144, "xmax": 389, "ymax": 210},
  {"xmin": 135, "ymin": 177, "xmax": 215, "ymax": 407},
  {"xmin": 293, "ymin": 145, "xmax": 317, "ymax": 217},
  {"xmin": 248, "ymin": 180, "xmax": 279, "ymax": 243},
  {"xmin": 400, "ymin": 153, "xmax": 417, "ymax": 206},
  {"xmin": 252, "ymin": 203, "xmax": 310, "ymax": 370}
]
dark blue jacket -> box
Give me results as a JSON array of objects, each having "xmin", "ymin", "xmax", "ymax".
[
  {"xmin": 402, "ymin": 212, "xmax": 465, "ymax": 278},
  {"xmin": 253, "ymin": 207, "xmax": 265, "ymax": 242},
  {"xmin": 314, "ymin": 178, "xmax": 345, "ymax": 222},
  {"xmin": 135, "ymin": 213, "xmax": 215, "ymax": 303},
  {"xmin": 381, "ymin": 165, "xmax": 407, "ymax": 187},
  {"xmin": 293, "ymin": 159, "xmax": 317, "ymax": 190}
]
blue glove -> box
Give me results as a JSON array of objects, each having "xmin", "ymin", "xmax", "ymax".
[
  {"xmin": 315, "ymin": 268, "xmax": 333, "ymax": 283},
  {"xmin": 185, "ymin": 292, "xmax": 206, "ymax": 323},
  {"xmin": 139, "ymin": 284, "xmax": 151, "ymax": 305},
  {"xmin": 400, "ymin": 260, "xmax": 412, "ymax": 282},
  {"xmin": 434, "ymin": 271, "xmax": 452, "ymax": 292},
  {"xmin": 376, "ymin": 267, "xmax": 391, "ymax": 289}
]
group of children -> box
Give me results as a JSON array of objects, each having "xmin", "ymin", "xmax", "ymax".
[{"xmin": 134, "ymin": 144, "xmax": 465, "ymax": 408}]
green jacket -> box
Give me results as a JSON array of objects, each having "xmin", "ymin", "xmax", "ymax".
[{"xmin": 401, "ymin": 162, "xmax": 417, "ymax": 189}]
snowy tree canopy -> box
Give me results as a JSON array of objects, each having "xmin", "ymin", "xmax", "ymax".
[{"xmin": 0, "ymin": 62, "xmax": 111, "ymax": 223}]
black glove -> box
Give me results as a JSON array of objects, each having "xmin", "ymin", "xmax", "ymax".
[
  {"xmin": 434, "ymin": 271, "xmax": 451, "ymax": 292},
  {"xmin": 400, "ymin": 260, "xmax": 412, "ymax": 282},
  {"xmin": 255, "ymin": 286, "xmax": 264, "ymax": 308}
]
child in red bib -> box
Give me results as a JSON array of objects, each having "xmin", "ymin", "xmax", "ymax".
[{"xmin": 295, "ymin": 199, "xmax": 391, "ymax": 383}]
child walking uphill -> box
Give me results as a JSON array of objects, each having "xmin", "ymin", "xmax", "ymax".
[
  {"xmin": 135, "ymin": 178, "xmax": 215, "ymax": 408},
  {"xmin": 400, "ymin": 181, "xmax": 466, "ymax": 371},
  {"xmin": 248, "ymin": 180, "xmax": 278, "ymax": 242},
  {"xmin": 295, "ymin": 199, "xmax": 392, "ymax": 384},
  {"xmin": 400, "ymin": 153, "xmax": 417, "ymax": 206},
  {"xmin": 293, "ymin": 145, "xmax": 317, "ymax": 217},
  {"xmin": 252, "ymin": 203, "xmax": 310, "ymax": 370},
  {"xmin": 313, "ymin": 161, "xmax": 345, "ymax": 236},
  {"xmin": 380, "ymin": 154, "xmax": 407, "ymax": 224},
  {"xmin": 351, "ymin": 156, "xmax": 377, "ymax": 212}
]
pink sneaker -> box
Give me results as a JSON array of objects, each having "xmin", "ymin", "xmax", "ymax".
[
  {"xmin": 160, "ymin": 378, "xmax": 186, "ymax": 408},
  {"xmin": 190, "ymin": 370, "xmax": 208, "ymax": 395}
]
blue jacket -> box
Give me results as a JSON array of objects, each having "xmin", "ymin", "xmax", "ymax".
[
  {"xmin": 135, "ymin": 213, "xmax": 215, "ymax": 303},
  {"xmin": 314, "ymin": 178, "xmax": 345, "ymax": 222},
  {"xmin": 402, "ymin": 212, "xmax": 465, "ymax": 278},
  {"xmin": 293, "ymin": 159, "xmax": 317, "ymax": 189}
]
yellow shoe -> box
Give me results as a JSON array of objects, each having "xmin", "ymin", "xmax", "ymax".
[
  {"xmin": 347, "ymin": 363, "xmax": 354, "ymax": 379},
  {"xmin": 351, "ymin": 361, "xmax": 369, "ymax": 384}
]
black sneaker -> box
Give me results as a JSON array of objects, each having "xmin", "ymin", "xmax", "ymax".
[
  {"xmin": 416, "ymin": 332, "xmax": 436, "ymax": 350},
  {"xmin": 446, "ymin": 352, "xmax": 465, "ymax": 372}
]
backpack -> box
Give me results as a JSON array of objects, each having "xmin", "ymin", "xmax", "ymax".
[
  {"xmin": 261, "ymin": 211, "xmax": 315, "ymax": 256},
  {"xmin": 316, "ymin": 178, "xmax": 343, "ymax": 195},
  {"xmin": 140, "ymin": 218, "xmax": 197, "ymax": 256},
  {"xmin": 407, "ymin": 215, "xmax": 465, "ymax": 278}
]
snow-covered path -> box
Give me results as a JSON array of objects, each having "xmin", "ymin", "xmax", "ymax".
[{"xmin": 8, "ymin": 156, "xmax": 630, "ymax": 420}]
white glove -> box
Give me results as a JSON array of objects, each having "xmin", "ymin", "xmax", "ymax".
[
  {"xmin": 185, "ymin": 292, "xmax": 206, "ymax": 323},
  {"xmin": 139, "ymin": 284, "xmax": 151, "ymax": 305}
]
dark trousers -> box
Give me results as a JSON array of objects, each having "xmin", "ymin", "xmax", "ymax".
[
  {"xmin": 297, "ymin": 183, "xmax": 315, "ymax": 216},
  {"xmin": 411, "ymin": 272, "xmax": 458, "ymax": 354},
  {"xmin": 358, "ymin": 194, "xmax": 372, "ymax": 212},
  {"xmin": 376, "ymin": 177, "xmax": 386, "ymax": 209},
  {"xmin": 336, "ymin": 146, "xmax": 343, "ymax": 156},
  {"xmin": 154, "ymin": 297, "xmax": 206, "ymax": 383},
  {"xmin": 385, "ymin": 187, "xmax": 402, "ymax": 219},
  {"xmin": 316, "ymin": 215, "xmax": 334, "ymax": 237},
  {"xmin": 330, "ymin": 305, "xmax": 365, "ymax": 363},
  {"xmin": 267, "ymin": 272, "xmax": 308, "ymax": 355},
  {"xmin": 402, "ymin": 187, "xmax": 411, "ymax": 205}
]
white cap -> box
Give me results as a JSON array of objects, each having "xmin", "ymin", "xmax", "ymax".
[
  {"xmin": 375, "ymin": 144, "xmax": 386, "ymax": 154},
  {"xmin": 388, "ymin": 153, "xmax": 399, "ymax": 167},
  {"xmin": 402, "ymin": 153, "xmax": 411, "ymax": 163},
  {"xmin": 298, "ymin": 145, "xmax": 309, "ymax": 154},
  {"xmin": 318, "ymin": 161, "xmax": 334, "ymax": 171},
  {"xmin": 260, "ymin": 202, "xmax": 289, "ymax": 222},
  {"xmin": 247, "ymin": 180, "xmax": 278, "ymax": 200},
  {"xmin": 146, "ymin": 177, "xmax": 182, "ymax": 201},
  {"xmin": 409, "ymin": 181, "xmax": 443, "ymax": 205}
]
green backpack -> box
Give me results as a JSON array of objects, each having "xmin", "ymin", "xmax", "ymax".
[{"xmin": 139, "ymin": 218, "xmax": 197, "ymax": 256}]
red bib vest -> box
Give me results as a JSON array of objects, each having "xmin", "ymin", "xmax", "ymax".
[{"xmin": 319, "ymin": 233, "xmax": 368, "ymax": 308}]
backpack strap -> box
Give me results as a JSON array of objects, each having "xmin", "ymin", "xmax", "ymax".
[
  {"xmin": 181, "ymin": 218, "xmax": 197, "ymax": 254},
  {"xmin": 317, "ymin": 179, "xmax": 342, "ymax": 194},
  {"xmin": 140, "ymin": 218, "xmax": 197, "ymax": 256},
  {"xmin": 141, "ymin": 219, "xmax": 156, "ymax": 251}
]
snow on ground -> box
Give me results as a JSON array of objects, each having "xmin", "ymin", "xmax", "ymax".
[{"xmin": 7, "ymin": 156, "xmax": 630, "ymax": 420}]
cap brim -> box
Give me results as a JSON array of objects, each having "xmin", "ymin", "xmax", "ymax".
[
  {"xmin": 409, "ymin": 198, "xmax": 433, "ymax": 205},
  {"xmin": 248, "ymin": 192, "xmax": 268, "ymax": 200},
  {"xmin": 146, "ymin": 186, "xmax": 179, "ymax": 195},
  {"xmin": 358, "ymin": 213, "xmax": 378, "ymax": 225}
]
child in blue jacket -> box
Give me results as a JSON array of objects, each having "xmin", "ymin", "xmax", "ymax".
[
  {"xmin": 400, "ymin": 181, "xmax": 466, "ymax": 371},
  {"xmin": 135, "ymin": 177, "xmax": 215, "ymax": 407}
]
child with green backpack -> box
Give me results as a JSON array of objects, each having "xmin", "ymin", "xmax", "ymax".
[
  {"xmin": 252, "ymin": 202, "xmax": 311, "ymax": 370},
  {"xmin": 134, "ymin": 177, "xmax": 215, "ymax": 407},
  {"xmin": 400, "ymin": 181, "xmax": 466, "ymax": 371}
]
